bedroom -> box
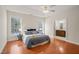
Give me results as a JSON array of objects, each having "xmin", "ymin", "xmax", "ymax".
[{"xmin": 0, "ymin": 5, "xmax": 79, "ymax": 54}]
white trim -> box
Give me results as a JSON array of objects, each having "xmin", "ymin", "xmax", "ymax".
[
  {"xmin": 54, "ymin": 36, "xmax": 79, "ymax": 45},
  {"xmin": 32, "ymin": 40, "xmax": 49, "ymax": 48},
  {"xmin": 0, "ymin": 41, "xmax": 7, "ymax": 53}
]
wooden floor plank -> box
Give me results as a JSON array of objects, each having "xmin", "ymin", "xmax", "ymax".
[{"xmin": 2, "ymin": 38, "xmax": 79, "ymax": 54}]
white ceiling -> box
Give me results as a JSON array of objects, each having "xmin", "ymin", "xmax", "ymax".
[{"xmin": 2, "ymin": 5, "xmax": 77, "ymax": 17}]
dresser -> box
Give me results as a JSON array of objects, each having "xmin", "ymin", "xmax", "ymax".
[{"xmin": 56, "ymin": 30, "xmax": 66, "ymax": 37}]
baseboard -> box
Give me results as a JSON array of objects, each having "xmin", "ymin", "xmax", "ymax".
[
  {"xmin": 7, "ymin": 37, "xmax": 18, "ymax": 42},
  {"xmin": 0, "ymin": 41, "xmax": 7, "ymax": 53},
  {"xmin": 54, "ymin": 36, "xmax": 79, "ymax": 45}
]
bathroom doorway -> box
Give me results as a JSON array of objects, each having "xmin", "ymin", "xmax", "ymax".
[{"xmin": 54, "ymin": 19, "xmax": 68, "ymax": 39}]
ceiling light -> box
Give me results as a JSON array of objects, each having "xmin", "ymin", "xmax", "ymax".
[
  {"xmin": 59, "ymin": 20, "xmax": 64, "ymax": 23},
  {"xmin": 42, "ymin": 6, "xmax": 49, "ymax": 13},
  {"xmin": 43, "ymin": 10, "xmax": 49, "ymax": 13}
]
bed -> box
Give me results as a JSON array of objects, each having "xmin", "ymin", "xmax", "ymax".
[{"xmin": 22, "ymin": 29, "xmax": 50, "ymax": 48}]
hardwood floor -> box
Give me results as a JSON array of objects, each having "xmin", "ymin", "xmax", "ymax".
[{"xmin": 2, "ymin": 38, "xmax": 79, "ymax": 54}]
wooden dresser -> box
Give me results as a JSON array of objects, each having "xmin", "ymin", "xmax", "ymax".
[{"xmin": 56, "ymin": 30, "xmax": 66, "ymax": 37}]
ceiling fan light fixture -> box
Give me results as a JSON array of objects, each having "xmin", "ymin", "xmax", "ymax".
[
  {"xmin": 42, "ymin": 6, "xmax": 49, "ymax": 13},
  {"xmin": 43, "ymin": 9, "xmax": 49, "ymax": 13}
]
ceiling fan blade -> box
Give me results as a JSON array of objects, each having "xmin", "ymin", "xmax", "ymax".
[
  {"xmin": 49, "ymin": 5, "xmax": 56, "ymax": 8},
  {"xmin": 50, "ymin": 10, "xmax": 55, "ymax": 12}
]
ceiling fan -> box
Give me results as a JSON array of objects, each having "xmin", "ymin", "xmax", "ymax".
[{"xmin": 42, "ymin": 5, "xmax": 56, "ymax": 13}]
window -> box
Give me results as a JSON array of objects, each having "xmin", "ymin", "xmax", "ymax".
[{"xmin": 11, "ymin": 16, "xmax": 21, "ymax": 34}]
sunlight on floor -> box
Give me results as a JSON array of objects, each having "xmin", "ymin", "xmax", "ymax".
[
  {"xmin": 11, "ymin": 45, "xmax": 22, "ymax": 54},
  {"xmin": 58, "ymin": 46, "xmax": 64, "ymax": 53}
]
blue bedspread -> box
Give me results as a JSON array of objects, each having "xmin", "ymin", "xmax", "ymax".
[{"xmin": 25, "ymin": 35, "xmax": 50, "ymax": 48}]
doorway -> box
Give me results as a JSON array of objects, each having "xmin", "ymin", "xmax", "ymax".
[{"xmin": 54, "ymin": 19, "xmax": 67, "ymax": 39}]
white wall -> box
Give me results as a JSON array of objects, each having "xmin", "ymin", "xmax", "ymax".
[
  {"xmin": 0, "ymin": 6, "xmax": 7, "ymax": 53},
  {"xmin": 45, "ymin": 16, "xmax": 54, "ymax": 38},
  {"xmin": 22, "ymin": 14, "xmax": 44, "ymax": 30},
  {"xmin": 7, "ymin": 11, "xmax": 44, "ymax": 41},
  {"xmin": 67, "ymin": 6, "xmax": 79, "ymax": 43},
  {"xmin": 53, "ymin": 6, "xmax": 79, "ymax": 43}
]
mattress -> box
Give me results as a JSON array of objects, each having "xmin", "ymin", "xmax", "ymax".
[{"xmin": 23, "ymin": 34, "xmax": 50, "ymax": 48}]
